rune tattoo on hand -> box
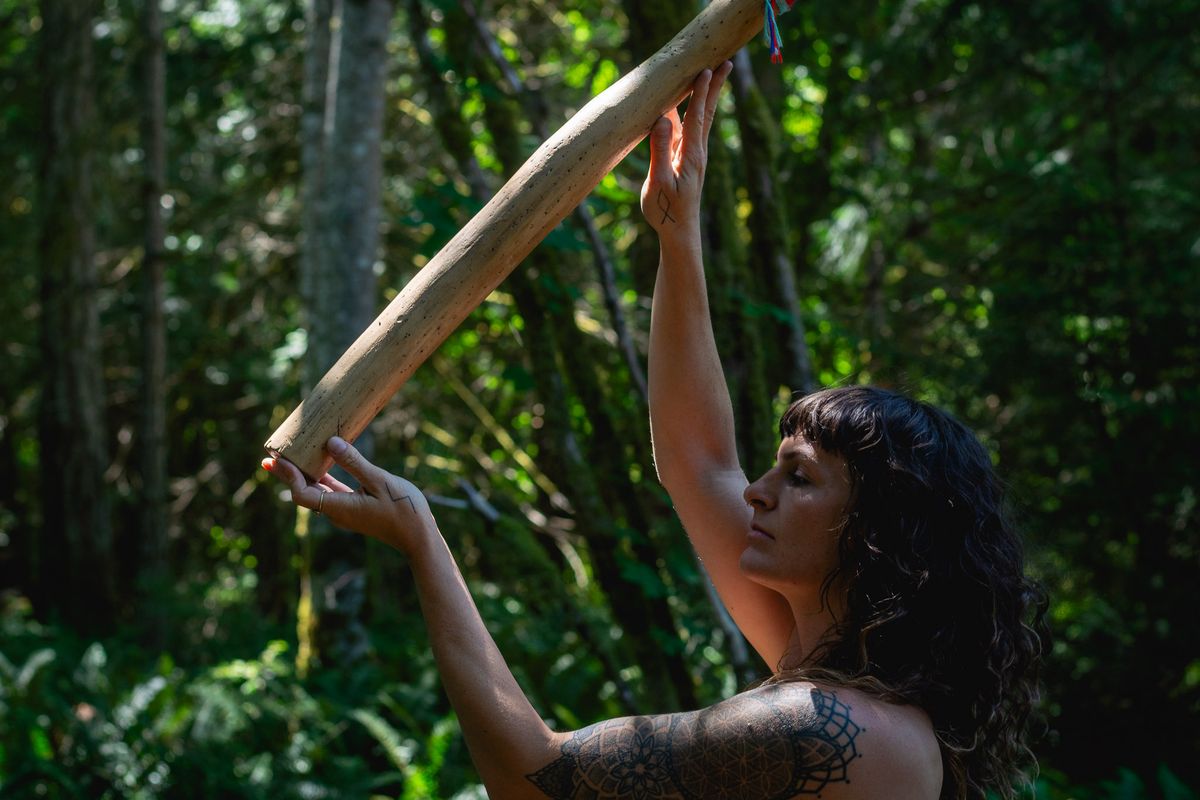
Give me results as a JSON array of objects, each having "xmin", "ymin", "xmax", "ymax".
[
  {"xmin": 657, "ymin": 189, "xmax": 677, "ymax": 225},
  {"xmin": 385, "ymin": 483, "xmax": 417, "ymax": 512}
]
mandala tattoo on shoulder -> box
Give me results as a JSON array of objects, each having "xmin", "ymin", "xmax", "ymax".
[{"xmin": 527, "ymin": 687, "xmax": 863, "ymax": 800}]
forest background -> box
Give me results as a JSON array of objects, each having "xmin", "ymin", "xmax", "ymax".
[{"xmin": 1, "ymin": 0, "xmax": 1197, "ymax": 797}]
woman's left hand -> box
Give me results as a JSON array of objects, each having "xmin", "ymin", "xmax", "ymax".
[
  {"xmin": 640, "ymin": 61, "xmax": 732, "ymax": 236},
  {"xmin": 262, "ymin": 437, "xmax": 437, "ymax": 555}
]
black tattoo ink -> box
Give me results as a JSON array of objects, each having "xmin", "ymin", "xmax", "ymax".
[
  {"xmin": 528, "ymin": 688, "xmax": 862, "ymax": 799},
  {"xmin": 386, "ymin": 483, "xmax": 417, "ymax": 512},
  {"xmin": 657, "ymin": 189, "xmax": 677, "ymax": 225}
]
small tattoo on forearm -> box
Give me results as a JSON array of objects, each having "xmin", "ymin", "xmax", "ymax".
[
  {"xmin": 657, "ymin": 189, "xmax": 677, "ymax": 225},
  {"xmin": 386, "ymin": 484, "xmax": 417, "ymax": 512}
]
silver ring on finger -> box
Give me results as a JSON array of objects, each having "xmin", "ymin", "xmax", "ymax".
[{"xmin": 316, "ymin": 491, "xmax": 325, "ymax": 516}]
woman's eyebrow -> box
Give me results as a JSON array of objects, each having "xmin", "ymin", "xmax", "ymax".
[{"xmin": 777, "ymin": 449, "xmax": 817, "ymax": 470}]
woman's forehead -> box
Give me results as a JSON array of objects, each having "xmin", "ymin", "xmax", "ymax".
[
  {"xmin": 776, "ymin": 434, "xmax": 816, "ymax": 459},
  {"xmin": 776, "ymin": 435, "xmax": 841, "ymax": 469}
]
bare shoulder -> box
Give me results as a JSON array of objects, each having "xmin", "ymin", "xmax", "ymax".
[
  {"xmin": 527, "ymin": 681, "xmax": 941, "ymax": 800},
  {"xmin": 751, "ymin": 681, "xmax": 943, "ymax": 800}
]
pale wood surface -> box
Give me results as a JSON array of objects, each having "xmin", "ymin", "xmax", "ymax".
[{"xmin": 266, "ymin": 0, "xmax": 767, "ymax": 480}]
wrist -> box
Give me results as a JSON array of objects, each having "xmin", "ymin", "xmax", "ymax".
[
  {"xmin": 661, "ymin": 218, "xmax": 702, "ymax": 236},
  {"xmin": 401, "ymin": 517, "xmax": 445, "ymax": 561},
  {"xmin": 658, "ymin": 224, "xmax": 703, "ymax": 258}
]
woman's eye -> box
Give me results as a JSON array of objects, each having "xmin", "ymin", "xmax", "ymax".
[{"xmin": 788, "ymin": 472, "xmax": 810, "ymax": 486}]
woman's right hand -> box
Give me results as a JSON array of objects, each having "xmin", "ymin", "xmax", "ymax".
[
  {"xmin": 262, "ymin": 436, "xmax": 438, "ymax": 556},
  {"xmin": 640, "ymin": 62, "xmax": 732, "ymax": 237}
]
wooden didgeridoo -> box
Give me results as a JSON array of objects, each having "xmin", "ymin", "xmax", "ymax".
[{"xmin": 266, "ymin": 0, "xmax": 766, "ymax": 481}]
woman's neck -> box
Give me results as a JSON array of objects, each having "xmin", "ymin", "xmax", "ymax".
[{"xmin": 777, "ymin": 596, "xmax": 842, "ymax": 670}]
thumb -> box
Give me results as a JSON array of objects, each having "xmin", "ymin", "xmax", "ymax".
[
  {"xmin": 648, "ymin": 116, "xmax": 673, "ymax": 180},
  {"xmin": 327, "ymin": 436, "xmax": 383, "ymax": 492}
]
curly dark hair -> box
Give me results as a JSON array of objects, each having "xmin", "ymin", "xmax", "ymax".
[{"xmin": 769, "ymin": 386, "xmax": 1047, "ymax": 800}]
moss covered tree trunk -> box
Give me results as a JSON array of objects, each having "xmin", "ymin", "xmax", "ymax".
[{"xmin": 729, "ymin": 49, "xmax": 814, "ymax": 396}]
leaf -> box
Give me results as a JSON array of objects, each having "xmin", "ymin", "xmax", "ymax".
[
  {"xmin": 16, "ymin": 648, "xmax": 55, "ymax": 693},
  {"xmin": 351, "ymin": 708, "xmax": 416, "ymax": 776},
  {"xmin": 1100, "ymin": 768, "xmax": 1147, "ymax": 800},
  {"xmin": 1159, "ymin": 764, "xmax": 1198, "ymax": 800},
  {"xmin": 114, "ymin": 675, "xmax": 168, "ymax": 731},
  {"xmin": 73, "ymin": 642, "xmax": 108, "ymax": 694},
  {"xmin": 617, "ymin": 559, "xmax": 668, "ymax": 599},
  {"xmin": 29, "ymin": 726, "xmax": 53, "ymax": 761}
]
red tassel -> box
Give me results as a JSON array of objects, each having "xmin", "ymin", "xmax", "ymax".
[
  {"xmin": 765, "ymin": 0, "xmax": 793, "ymax": 63},
  {"xmin": 764, "ymin": 0, "xmax": 783, "ymax": 62}
]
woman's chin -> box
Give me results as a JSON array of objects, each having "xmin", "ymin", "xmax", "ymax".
[
  {"xmin": 739, "ymin": 547, "xmax": 778, "ymax": 586},
  {"xmin": 739, "ymin": 547, "xmax": 825, "ymax": 597}
]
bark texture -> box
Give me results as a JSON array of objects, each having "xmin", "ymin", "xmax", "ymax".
[
  {"xmin": 299, "ymin": 0, "xmax": 394, "ymax": 670},
  {"xmin": 138, "ymin": 0, "xmax": 169, "ymax": 645},
  {"xmin": 36, "ymin": 0, "xmax": 117, "ymax": 632}
]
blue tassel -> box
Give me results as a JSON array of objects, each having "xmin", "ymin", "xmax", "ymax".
[{"xmin": 765, "ymin": 0, "xmax": 786, "ymax": 63}]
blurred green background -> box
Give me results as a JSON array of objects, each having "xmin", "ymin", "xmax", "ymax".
[{"xmin": 1, "ymin": 0, "xmax": 1197, "ymax": 797}]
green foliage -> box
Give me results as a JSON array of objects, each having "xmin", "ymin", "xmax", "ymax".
[
  {"xmin": 1032, "ymin": 765, "xmax": 1199, "ymax": 800},
  {"xmin": 0, "ymin": 607, "xmax": 487, "ymax": 798},
  {"xmin": 2, "ymin": 0, "xmax": 1197, "ymax": 795}
]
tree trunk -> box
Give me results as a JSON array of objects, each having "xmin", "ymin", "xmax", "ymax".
[
  {"xmin": 729, "ymin": 49, "xmax": 814, "ymax": 395},
  {"xmin": 138, "ymin": 0, "xmax": 169, "ymax": 648},
  {"xmin": 292, "ymin": 0, "xmax": 333, "ymax": 674},
  {"xmin": 619, "ymin": 1, "xmax": 697, "ymax": 304},
  {"xmin": 703, "ymin": 132, "xmax": 776, "ymax": 477},
  {"xmin": 36, "ymin": 0, "xmax": 117, "ymax": 633},
  {"xmin": 298, "ymin": 0, "xmax": 394, "ymax": 671}
]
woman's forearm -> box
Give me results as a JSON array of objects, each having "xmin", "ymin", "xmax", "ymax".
[
  {"xmin": 264, "ymin": 440, "xmax": 558, "ymax": 796},
  {"xmin": 640, "ymin": 65, "xmax": 741, "ymax": 486},
  {"xmin": 408, "ymin": 527, "xmax": 557, "ymax": 798}
]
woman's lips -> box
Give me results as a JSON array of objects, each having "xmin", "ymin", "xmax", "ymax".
[{"xmin": 749, "ymin": 523, "xmax": 775, "ymax": 541}]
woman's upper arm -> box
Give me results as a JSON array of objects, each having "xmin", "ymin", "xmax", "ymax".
[
  {"xmin": 526, "ymin": 684, "xmax": 869, "ymax": 800},
  {"xmin": 665, "ymin": 466, "xmax": 795, "ymax": 669}
]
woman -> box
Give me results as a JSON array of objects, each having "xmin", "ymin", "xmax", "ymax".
[{"xmin": 264, "ymin": 64, "xmax": 1045, "ymax": 800}]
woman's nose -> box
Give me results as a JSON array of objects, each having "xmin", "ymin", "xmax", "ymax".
[{"xmin": 744, "ymin": 474, "xmax": 774, "ymax": 509}]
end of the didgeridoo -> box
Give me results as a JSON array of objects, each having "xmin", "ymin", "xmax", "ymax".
[{"xmin": 263, "ymin": 445, "xmax": 325, "ymax": 487}]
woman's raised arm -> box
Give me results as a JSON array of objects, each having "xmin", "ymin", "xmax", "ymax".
[{"xmin": 644, "ymin": 65, "xmax": 795, "ymax": 668}]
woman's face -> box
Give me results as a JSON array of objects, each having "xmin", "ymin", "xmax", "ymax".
[{"xmin": 740, "ymin": 435, "xmax": 852, "ymax": 606}]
